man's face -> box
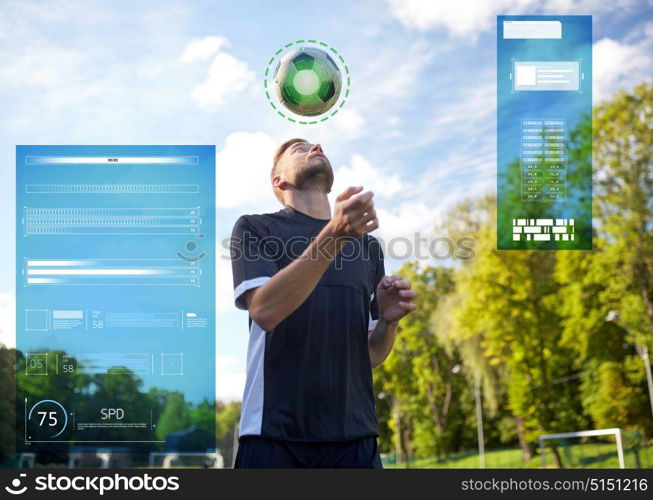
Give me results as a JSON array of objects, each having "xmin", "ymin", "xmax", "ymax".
[{"xmin": 277, "ymin": 141, "xmax": 334, "ymax": 193}]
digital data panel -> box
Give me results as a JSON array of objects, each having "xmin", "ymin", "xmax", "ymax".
[
  {"xmin": 16, "ymin": 146, "xmax": 215, "ymax": 453},
  {"xmin": 497, "ymin": 16, "xmax": 592, "ymax": 250}
]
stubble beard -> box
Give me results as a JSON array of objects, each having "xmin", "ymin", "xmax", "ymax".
[{"xmin": 294, "ymin": 156, "xmax": 334, "ymax": 194}]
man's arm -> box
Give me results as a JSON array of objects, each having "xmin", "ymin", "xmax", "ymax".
[
  {"xmin": 244, "ymin": 186, "xmax": 378, "ymax": 331},
  {"xmin": 368, "ymin": 275, "xmax": 417, "ymax": 368},
  {"xmin": 368, "ymin": 318, "xmax": 398, "ymax": 369}
]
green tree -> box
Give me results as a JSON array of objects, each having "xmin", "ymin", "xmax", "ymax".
[
  {"xmin": 376, "ymin": 263, "xmax": 472, "ymax": 462},
  {"xmin": 0, "ymin": 346, "xmax": 15, "ymax": 465},
  {"xmin": 593, "ymin": 81, "xmax": 653, "ymax": 334},
  {"xmin": 215, "ymin": 401, "xmax": 241, "ymax": 466},
  {"xmin": 155, "ymin": 392, "xmax": 191, "ymax": 441},
  {"xmin": 451, "ymin": 207, "xmax": 585, "ymax": 467},
  {"xmin": 555, "ymin": 81, "xmax": 653, "ymax": 437},
  {"xmin": 190, "ymin": 398, "xmax": 217, "ymax": 437}
]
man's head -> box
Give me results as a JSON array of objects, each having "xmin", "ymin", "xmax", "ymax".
[{"xmin": 271, "ymin": 138, "xmax": 334, "ymax": 204}]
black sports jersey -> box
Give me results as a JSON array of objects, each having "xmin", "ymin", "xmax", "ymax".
[{"xmin": 230, "ymin": 204, "xmax": 385, "ymax": 442}]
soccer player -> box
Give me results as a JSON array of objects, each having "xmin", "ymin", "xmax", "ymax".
[{"xmin": 230, "ymin": 138, "xmax": 417, "ymax": 468}]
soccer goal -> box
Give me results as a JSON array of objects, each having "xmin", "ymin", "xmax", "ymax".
[
  {"xmin": 148, "ymin": 451, "xmax": 224, "ymax": 469},
  {"xmin": 538, "ymin": 428, "xmax": 625, "ymax": 469},
  {"xmin": 17, "ymin": 453, "xmax": 35, "ymax": 468}
]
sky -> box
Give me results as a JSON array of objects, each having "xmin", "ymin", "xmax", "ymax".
[{"xmin": 0, "ymin": 0, "xmax": 652, "ymax": 402}]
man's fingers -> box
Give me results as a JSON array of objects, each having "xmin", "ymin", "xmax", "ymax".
[
  {"xmin": 334, "ymin": 188, "xmax": 379, "ymax": 237},
  {"xmin": 331, "ymin": 185, "xmax": 378, "ymax": 237},
  {"xmin": 348, "ymin": 199, "xmax": 377, "ymax": 235},
  {"xmin": 382, "ymin": 277, "xmax": 410, "ymax": 289},
  {"xmin": 398, "ymin": 301, "xmax": 417, "ymax": 311},
  {"xmin": 346, "ymin": 190, "xmax": 374, "ymax": 209},
  {"xmin": 381, "ymin": 275, "xmax": 401, "ymax": 288},
  {"xmin": 349, "ymin": 200, "xmax": 375, "ymax": 221},
  {"xmin": 392, "ymin": 279, "xmax": 412, "ymax": 290},
  {"xmin": 336, "ymin": 185, "xmax": 363, "ymax": 202},
  {"xmin": 356, "ymin": 218, "xmax": 378, "ymax": 235},
  {"xmin": 363, "ymin": 218, "xmax": 379, "ymax": 234},
  {"xmin": 357, "ymin": 208, "xmax": 376, "ymax": 226},
  {"xmin": 398, "ymin": 289, "xmax": 417, "ymax": 299}
]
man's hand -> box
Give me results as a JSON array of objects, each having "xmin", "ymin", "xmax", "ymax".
[
  {"xmin": 368, "ymin": 275, "xmax": 417, "ymax": 368},
  {"xmin": 377, "ymin": 275, "xmax": 417, "ymax": 324},
  {"xmin": 326, "ymin": 186, "xmax": 378, "ymax": 238}
]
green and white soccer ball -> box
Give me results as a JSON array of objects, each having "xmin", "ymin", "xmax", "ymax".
[{"xmin": 273, "ymin": 47, "xmax": 342, "ymax": 116}]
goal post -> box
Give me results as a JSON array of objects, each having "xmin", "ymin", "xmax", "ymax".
[
  {"xmin": 538, "ymin": 428, "xmax": 625, "ymax": 469},
  {"xmin": 148, "ymin": 451, "xmax": 224, "ymax": 469}
]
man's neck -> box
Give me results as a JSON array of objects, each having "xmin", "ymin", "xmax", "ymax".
[{"xmin": 283, "ymin": 189, "xmax": 331, "ymax": 220}]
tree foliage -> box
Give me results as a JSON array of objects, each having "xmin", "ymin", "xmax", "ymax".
[{"xmin": 374, "ymin": 81, "xmax": 653, "ymax": 464}]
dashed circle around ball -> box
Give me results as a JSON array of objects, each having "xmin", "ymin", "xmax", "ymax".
[{"xmin": 264, "ymin": 40, "xmax": 350, "ymax": 124}]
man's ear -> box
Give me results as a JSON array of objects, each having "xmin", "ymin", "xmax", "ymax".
[{"xmin": 272, "ymin": 176, "xmax": 287, "ymax": 190}]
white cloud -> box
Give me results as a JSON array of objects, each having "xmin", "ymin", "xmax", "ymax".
[
  {"xmin": 411, "ymin": 78, "xmax": 495, "ymax": 150},
  {"xmin": 355, "ymin": 41, "xmax": 433, "ymax": 107},
  {"xmin": 343, "ymin": 40, "xmax": 436, "ymax": 142},
  {"xmin": 215, "ymin": 131, "xmax": 279, "ymax": 210},
  {"xmin": 182, "ymin": 36, "xmax": 255, "ymax": 111},
  {"xmin": 543, "ymin": 0, "xmax": 640, "ymax": 14},
  {"xmin": 301, "ymin": 108, "xmax": 369, "ymax": 147},
  {"xmin": 387, "ymin": 0, "xmax": 536, "ymax": 39},
  {"xmin": 0, "ymin": 293, "xmax": 15, "ymax": 348},
  {"xmin": 218, "ymin": 355, "xmax": 240, "ymax": 370},
  {"xmin": 190, "ymin": 52, "xmax": 255, "ymax": 111},
  {"xmin": 0, "ymin": 41, "xmax": 88, "ymax": 92},
  {"xmin": 376, "ymin": 202, "xmax": 442, "ymax": 249},
  {"xmin": 180, "ymin": 35, "xmax": 228, "ymax": 63},
  {"xmin": 216, "ymin": 370, "xmax": 246, "ymax": 402},
  {"xmin": 0, "ymin": 5, "xmax": 206, "ymax": 140},
  {"xmin": 216, "ymin": 252, "xmax": 236, "ymax": 313},
  {"xmin": 332, "ymin": 108, "xmax": 366, "ymax": 136},
  {"xmin": 331, "ymin": 154, "xmax": 402, "ymax": 199},
  {"xmin": 216, "ymin": 355, "xmax": 246, "ymax": 402},
  {"xmin": 386, "ymin": 0, "xmax": 641, "ymax": 40},
  {"xmin": 593, "ymin": 33, "xmax": 653, "ymax": 102}
]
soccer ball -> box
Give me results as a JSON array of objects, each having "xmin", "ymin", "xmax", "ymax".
[{"xmin": 273, "ymin": 47, "xmax": 342, "ymax": 116}]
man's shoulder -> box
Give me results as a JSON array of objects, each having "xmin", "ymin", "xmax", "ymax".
[{"xmin": 232, "ymin": 209, "xmax": 288, "ymax": 233}]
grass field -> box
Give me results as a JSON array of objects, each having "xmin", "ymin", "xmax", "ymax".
[{"xmin": 383, "ymin": 443, "xmax": 653, "ymax": 469}]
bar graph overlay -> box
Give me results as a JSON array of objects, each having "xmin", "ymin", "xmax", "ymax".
[
  {"xmin": 16, "ymin": 145, "xmax": 215, "ymax": 447},
  {"xmin": 24, "ymin": 207, "xmax": 201, "ymax": 235},
  {"xmin": 24, "ymin": 259, "xmax": 201, "ymax": 286}
]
